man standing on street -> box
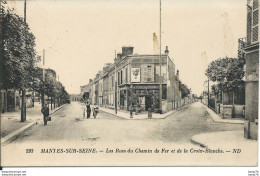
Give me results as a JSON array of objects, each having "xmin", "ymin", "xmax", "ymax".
[
  {"xmin": 41, "ymin": 103, "xmax": 49, "ymax": 126},
  {"xmin": 86, "ymin": 101, "xmax": 91, "ymax": 119}
]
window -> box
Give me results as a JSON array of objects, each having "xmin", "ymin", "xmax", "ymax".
[
  {"xmin": 145, "ymin": 65, "xmax": 153, "ymax": 82},
  {"xmin": 125, "ymin": 67, "xmax": 128, "ymax": 83},
  {"xmin": 121, "ymin": 70, "xmax": 123, "ymax": 84},
  {"xmin": 118, "ymin": 72, "xmax": 120, "ymax": 85},
  {"xmin": 112, "ymin": 76, "xmax": 114, "ymax": 88},
  {"xmin": 251, "ymin": 0, "xmax": 259, "ymax": 43}
]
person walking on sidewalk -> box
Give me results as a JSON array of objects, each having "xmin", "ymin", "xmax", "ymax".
[
  {"xmin": 86, "ymin": 101, "xmax": 91, "ymax": 119},
  {"xmin": 41, "ymin": 103, "xmax": 49, "ymax": 126},
  {"xmin": 92, "ymin": 104, "xmax": 99, "ymax": 118}
]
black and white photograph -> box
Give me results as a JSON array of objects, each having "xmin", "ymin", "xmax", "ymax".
[{"xmin": 0, "ymin": 0, "xmax": 259, "ymax": 172}]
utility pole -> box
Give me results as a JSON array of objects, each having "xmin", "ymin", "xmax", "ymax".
[
  {"xmin": 208, "ymin": 76, "xmax": 210, "ymax": 108},
  {"xmin": 24, "ymin": 0, "xmax": 26, "ymax": 23},
  {"xmin": 21, "ymin": 0, "xmax": 27, "ymax": 122},
  {"xmin": 42, "ymin": 49, "xmax": 45, "ymax": 108},
  {"xmin": 115, "ymin": 50, "xmax": 117, "ymax": 114},
  {"xmin": 159, "ymin": 0, "xmax": 162, "ymax": 114}
]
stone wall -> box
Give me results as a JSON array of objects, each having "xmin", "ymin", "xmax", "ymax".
[{"xmin": 220, "ymin": 104, "xmax": 233, "ymax": 119}]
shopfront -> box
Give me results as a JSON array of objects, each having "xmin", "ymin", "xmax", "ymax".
[{"xmin": 122, "ymin": 84, "xmax": 166, "ymax": 112}]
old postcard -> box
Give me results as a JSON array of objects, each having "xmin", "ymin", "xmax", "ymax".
[{"xmin": 0, "ymin": 0, "xmax": 258, "ymax": 167}]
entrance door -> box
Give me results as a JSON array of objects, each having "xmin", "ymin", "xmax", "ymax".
[{"xmin": 145, "ymin": 96, "xmax": 152, "ymax": 111}]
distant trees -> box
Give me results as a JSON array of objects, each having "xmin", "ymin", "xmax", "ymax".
[
  {"xmin": 179, "ymin": 80, "xmax": 190, "ymax": 98},
  {"xmin": 33, "ymin": 67, "xmax": 69, "ymax": 109}
]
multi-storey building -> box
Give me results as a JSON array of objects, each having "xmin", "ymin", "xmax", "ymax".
[
  {"xmin": 244, "ymin": 0, "xmax": 259, "ymax": 139},
  {"xmin": 81, "ymin": 46, "xmax": 181, "ymax": 113}
]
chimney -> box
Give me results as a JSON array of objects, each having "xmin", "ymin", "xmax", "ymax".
[
  {"xmin": 103, "ymin": 63, "xmax": 112, "ymax": 72},
  {"xmin": 114, "ymin": 53, "xmax": 122, "ymax": 63},
  {"xmin": 122, "ymin": 46, "xmax": 134, "ymax": 56},
  {"xmin": 165, "ymin": 46, "xmax": 169, "ymax": 55},
  {"xmin": 89, "ymin": 79, "xmax": 93, "ymax": 84},
  {"xmin": 117, "ymin": 53, "xmax": 122, "ymax": 60}
]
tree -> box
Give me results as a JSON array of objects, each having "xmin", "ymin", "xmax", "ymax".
[
  {"xmin": 205, "ymin": 57, "xmax": 245, "ymax": 104},
  {"xmin": 0, "ymin": 3, "xmax": 37, "ymax": 121},
  {"xmin": 179, "ymin": 80, "xmax": 190, "ymax": 98}
]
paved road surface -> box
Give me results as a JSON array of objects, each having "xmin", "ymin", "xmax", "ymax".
[{"xmin": 9, "ymin": 102, "xmax": 242, "ymax": 144}]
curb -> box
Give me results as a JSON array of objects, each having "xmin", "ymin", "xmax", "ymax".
[
  {"xmin": 201, "ymin": 103, "xmax": 244, "ymax": 124},
  {"xmin": 1, "ymin": 104, "xmax": 67, "ymax": 145},
  {"xmin": 190, "ymin": 135, "xmax": 208, "ymax": 148},
  {"xmin": 83, "ymin": 102, "xmax": 192, "ymax": 120},
  {"xmin": 98, "ymin": 109, "xmax": 126, "ymax": 120},
  {"xmin": 1, "ymin": 121, "xmax": 36, "ymax": 144},
  {"xmin": 49, "ymin": 104, "xmax": 66, "ymax": 115},
  {"xmin": 99, "ymin": 108, "xmax": 177, "ymax": 120},
  {"xmin": 190, "ymin": 130, "xmax": 250, "ymax": 149}
]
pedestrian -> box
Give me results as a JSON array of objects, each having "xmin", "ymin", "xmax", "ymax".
[
  {"xmin": 129, "ymin": 105, "xmax": 133, "ymax": 118},
  {"xmin": 148, "ymin": 108, "xmax": 152, "ymax": 119},
  {"xmin": 92, "ymin": 104, "xmax": 99, "ymax": 118},
  {"xmin": 86, "ymin": 101, "xmax": 91, "ymax": 119},
  {"xmin": 41, "ymin": 103, "xmax": 49, "ymax": 126}
]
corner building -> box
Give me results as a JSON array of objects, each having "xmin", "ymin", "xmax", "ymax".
[{"xmin": 102, "ymin": 46, "xmax": 180, "ymax": 113}]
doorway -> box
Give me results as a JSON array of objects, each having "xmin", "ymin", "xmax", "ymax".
[{"xmin": 145, "ymin": 96, "xmax": 152, "ymax": 111}]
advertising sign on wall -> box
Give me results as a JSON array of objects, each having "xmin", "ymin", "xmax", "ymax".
[{"xmin": 131, "ymin": 68, "xmax": 141, "ymax": 82}]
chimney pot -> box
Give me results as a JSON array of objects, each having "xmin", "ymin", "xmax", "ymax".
[{"xmin": 165, "ymin": 46, "xmax": 169, "ymax": 55}]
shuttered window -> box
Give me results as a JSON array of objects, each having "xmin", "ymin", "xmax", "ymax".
[
  {"xmin": 252, "ymin": 0, "xmax": 259, "ymax": 43},
  {"xmin": 253, "ymin": 26, "xmax": 258, "ymax": 42},
  {"xmin": 253, "ymin": 0, "xmax": 258, "ymax": 10}
]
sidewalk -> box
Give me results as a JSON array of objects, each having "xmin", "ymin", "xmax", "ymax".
[
  {"xmin": 1, "ymin": 103, "xmax": 66, "ymax": 144},
  {"xmin": 191, "ymin": 104, "xmax": 256, "ymax": 156},
  {"xmin": 98, "ymin": 106, "xmax": 177, "ymax": 120},
  {"xmin": 191, "ymin": 131, "xmax": 257, "ymax": 151},
  {"xmin": 201, "ymin": 103, "xmax": 244, "ymax": 124}
]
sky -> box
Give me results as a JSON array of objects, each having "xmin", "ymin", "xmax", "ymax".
[{"xmin": 5, "ymin": 0, "xmax": 247, "ymax": 95}]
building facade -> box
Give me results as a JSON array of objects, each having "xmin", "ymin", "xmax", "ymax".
[
  {"xmin": 81, "ymin": 46, "xmax": 181, "ymax": 113},
  {"xmin": 244, "ymin": 0, "xmax": 259, "ymax": 140},
  {"xmin": 70, "ymin": 94, "xmax": 80, "ymax": 101}
]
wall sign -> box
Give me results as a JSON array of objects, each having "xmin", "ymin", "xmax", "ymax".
[{"xmin": 131, "ymin": 68, "xmax": 141, "ymax": 82}]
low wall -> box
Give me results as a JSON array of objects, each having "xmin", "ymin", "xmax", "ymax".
[
  {"xmin": 220, "ymin": 104, "xmax": 233, "ymax": 119},
  {"xmin": 219, "ymin": 104, "xmax": 245, "ymax": 119},
  {"xmin": 233, "ymin": 105, "xmax": 245, "ymax": 118},
  {"xmin": 167, "ymin": 97, "xmax": 195, "ymax": 111}
]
